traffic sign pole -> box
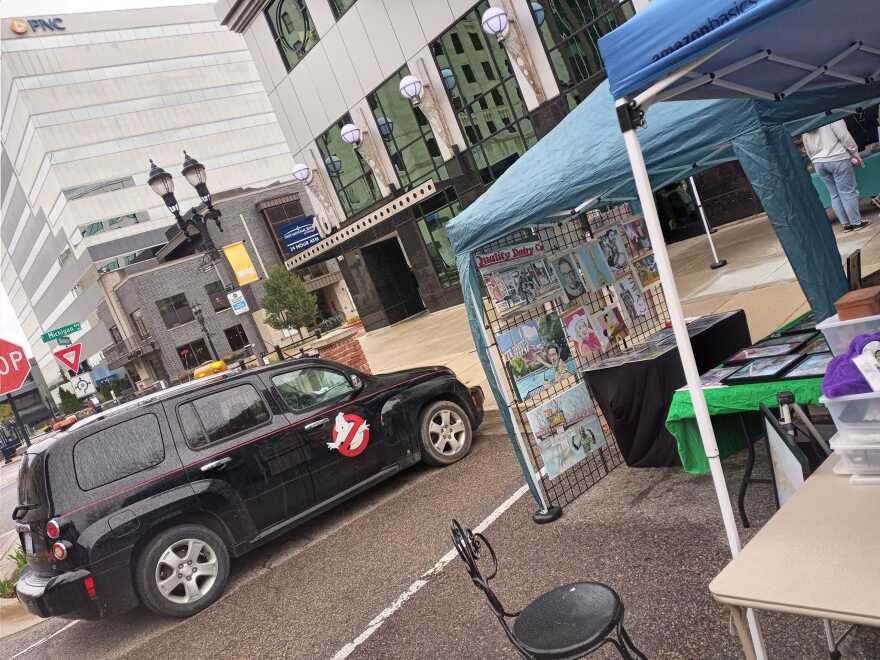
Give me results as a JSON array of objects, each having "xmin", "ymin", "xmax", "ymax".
[{"xmin": 6, "ymin": 394, "xmax": 30, "ymax": 447}]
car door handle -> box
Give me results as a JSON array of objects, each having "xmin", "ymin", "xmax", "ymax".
[
  {"xmin": 304, "ymin": 418, "xmax": 329, "ymax": 431},
  {"xmin": 200, "ymin": 457, "xmax": 232, "ymax": 472}
]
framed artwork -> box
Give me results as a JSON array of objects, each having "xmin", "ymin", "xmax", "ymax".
[
  {"xmin": 800, "ymin": 335, "xmax": 830, "ymax": 355},
  {"xmin": 622, "ymin": 216, "xmax": 651, "ymax": 254},
  {"xmin": 590, "ymin": 304, "xmax": 628, "ymax": 346},
  {"xmin": 721, "ymin": 354, "xmax": 803, "ymax": 384},
  {"xmin": 725, "ymin": 343, "xmax": 802, "ymax": 364},
  {"xmin": 597, "ymin": 227, "xmax": 630, "ymax": 278},
  {"xmin": 614, "ymin": 271, "xmax": 650, "ymax": 324},
  {"xmin": 783, "ymin": 352, "xmax": 833, "ymax": 379},
  {"xmin": 633, "ymin": 253, "xmax": 660, "ymax": 288},
  {"xmin": 525, "ymin": 383, "xmax": 605, "ymax": 480},
  {"xmin": 549, "ymin": 252, "xmax": 587, "ymax": 302},
  {"xmin": 778, "ymin": 312, "xmax": 817, "ymax": 336},
  {"xmin": 755, "ymin": 331, "xmax": 816, "ymax": 349},
  {"xmin": 476, "ymin": 241, "xmax": 561, "ymax": 317},
  {"xmin": 700, "ymin": 365, "xmax": 740, "ymax": 387},
  {"xmin": 496, "ymin": 312, "xmax": 577, "ymax": 402},
  {"xmin": 576, "ymin": 241, "xmax": 615, "ymax": 291},
  {"xmin": 562, "ymin": 305, "xmax": 608, "ymax": 358}
]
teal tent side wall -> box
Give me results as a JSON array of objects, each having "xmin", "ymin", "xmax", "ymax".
[{"xmin": 732, "ymin": 125, "xmax": 848, "ymax": 320}]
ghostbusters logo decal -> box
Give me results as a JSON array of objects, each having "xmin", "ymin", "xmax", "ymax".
[{"xmin": 327, "ymin": 412, "xmax": 370, "ymax": 458}]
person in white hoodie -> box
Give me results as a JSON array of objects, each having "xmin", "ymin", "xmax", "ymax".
[{"xmin": 803, "ymin": 119, "xmax": 868, "ymax": 232}]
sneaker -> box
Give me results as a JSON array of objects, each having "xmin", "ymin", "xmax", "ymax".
[
  {"xmin": 843, "ymin": 225, "xmax": 855, "ymax": 232},
  {"xmin": 854, "ymin": 221, "xmax": 870, "ymax": 230}
]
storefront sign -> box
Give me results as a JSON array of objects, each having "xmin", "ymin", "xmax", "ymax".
[
  {"xmin": 227, "ymin": 290, "xmax": 250, "ymax": 315},
  {"xmin": 222, "ymin": 241, "xmax": 260, "ymax": 286},
  {"xmin": 41, "ymin": 322, "xmax": 81, "ymax": 343},
  {"xmin": 9, "ymin": 17, "xmax": 65, "ymax": 35},
  {"xmin": 277, "ymin": 215, "xmax": 320, "ymax": 255}
]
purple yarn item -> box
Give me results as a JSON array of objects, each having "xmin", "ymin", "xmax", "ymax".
[{"xmin": 822, "ymin": 332, "xmax": 880, "ymax": 398}]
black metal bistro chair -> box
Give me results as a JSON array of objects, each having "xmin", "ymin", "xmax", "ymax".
[{"xmin": 451, "ymin": 520, "xmax": 648, "ymax": 660}]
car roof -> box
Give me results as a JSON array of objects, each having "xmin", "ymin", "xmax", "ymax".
[{"xmin": 68, "ymin": 357, "xmax": 331, "ymax": 432}]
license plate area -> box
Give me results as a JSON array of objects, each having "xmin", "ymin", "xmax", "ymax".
[{"xmin": 20, "ymin": 530, "xmax": 34, "ymax": 556}]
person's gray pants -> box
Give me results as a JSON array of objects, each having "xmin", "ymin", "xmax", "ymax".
[{"xmin": 815, "ymin": 159, "xmax": 862, "ymax": 227}]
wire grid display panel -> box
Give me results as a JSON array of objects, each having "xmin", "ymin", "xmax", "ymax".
[{"xmin": 477, "ymin": 203, "xmax": 672, "ymax": 509}]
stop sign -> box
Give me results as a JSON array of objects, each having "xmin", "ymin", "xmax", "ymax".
[{"xmin": 0, "ymin": 338, "xmax": 31, "ymax": 396}]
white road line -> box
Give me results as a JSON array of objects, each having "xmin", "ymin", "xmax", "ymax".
[
  {"xmin": 10, "ymin": 620, "xmax": 79, "ymax": 659},
  {"xmin": 331, "ymin": 484, "xmax": 530, "ymax": 660}
]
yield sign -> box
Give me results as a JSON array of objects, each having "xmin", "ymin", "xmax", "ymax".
[{"xmin": 53, "ymin": 343, "xmax": 82, "ymax": 374}]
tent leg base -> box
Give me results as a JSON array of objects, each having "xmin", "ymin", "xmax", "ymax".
[
  {"xmin": 532, "ymin": 506, "xmax": 562, "ymax": 524},
  {"xmin": 711, "ymin": 259, "xmax": 728, "ymax": 270}
]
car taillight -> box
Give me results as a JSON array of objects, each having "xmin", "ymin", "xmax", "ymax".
[
  {"xmin": 83, "ymin": 576, "xmax": 97, "ymax": 599},
  {"xmin": 51, "ymin": 541, "xmax": 71, "ymax": 561},
  {"xmin": 46, "ymin": 519, "xmax": 61, "ymax": 539}
]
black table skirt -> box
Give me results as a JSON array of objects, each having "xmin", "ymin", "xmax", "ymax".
[{"xmin": 583, "ymin": 310, "xmax": 751, "ymax": 467}]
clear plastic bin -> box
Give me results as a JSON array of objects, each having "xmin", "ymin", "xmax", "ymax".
[
  {"xmin": 820, "ymin": 391, "xmax": 880, "ymax": 439},
  {"xmin": 815, "ymin": 312, "xmax": 880, "ymax": 355},
  {"xmin": 830, "ymin": 434, "xmax": 880, "ymax": 474}
]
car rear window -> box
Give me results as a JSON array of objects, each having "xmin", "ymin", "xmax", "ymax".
[
  {"xmin": 73, "ymin": 414, "xmax": 165, "ymax": 491},
  {"xmin": 178, "ymin": 384, "xmax": 270, "ymax": 449}
]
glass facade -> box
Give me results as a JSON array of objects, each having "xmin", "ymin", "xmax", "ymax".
[
  {"xmin": 413, "ymin": 188, "xmax": 462, "ymax": 289},
  {"xmin": 367, "ymin": 67, "xmax": 447, "ymax": 190},
  {"xmin": 530, "ymin": 0, "xmax": 635, "ymax": 108},
  {"xmin": 431, "ymin": 1, "xmax": 537, "ymax": 186},
  {"xmin": 317, "ymin": 113, "xmax": 382, "ymax": 218},
  {"xmin": 265, "ymin": 0, "xmax": 319, "ymax": 72},
  {"xmin": 328, "ymin": 0, "xmax": 357, "ymax": 19},
  {"xmin": 78, "ymin": 212, "xmax": 139, "ymax": 239}
]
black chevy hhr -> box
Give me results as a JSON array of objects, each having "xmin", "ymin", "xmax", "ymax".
[{"xmin": 14, "ymin": 358, "xmax": 483, "ymax": 619}]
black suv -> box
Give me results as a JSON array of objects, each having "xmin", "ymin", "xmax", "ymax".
[{"xmin": 14, "ymin": 358, "xmax": 483, "ymax": 619}]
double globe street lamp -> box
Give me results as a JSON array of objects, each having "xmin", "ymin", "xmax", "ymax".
[{"xmin": 147, "ymin": 151, "xmax": 223, "ymax": 256}]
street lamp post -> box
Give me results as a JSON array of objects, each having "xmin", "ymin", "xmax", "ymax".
[
  {"xmin": 190, "ymin": 303, "xmax": 219, "ymax": 361},
  {"xmin": 147, "ymin": 151, "xmax": 223, "ymax": 258}
]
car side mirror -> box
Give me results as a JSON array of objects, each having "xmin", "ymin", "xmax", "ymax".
[{"xmin": 350, "ymin": 374, "xmax": 364, "ymax": 392}]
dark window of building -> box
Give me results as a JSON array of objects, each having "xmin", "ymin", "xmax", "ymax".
[
  {"xmin": 180, "ymin": 385, "xmax": 270, "ymax": 449},
  {"xmin": 73, "ymin": 414, "xmax": 164, "ymax": 490},
  {"xmin": 272, "ymin": 368, "xmax": 353, "ymax": 411},
  {"xmin": 156, "ymin": 293, "xmax": 193, "ymax": 329},
  {"xmin": 224, "ymin": 324, "xmax": 249, "ymax": 352},
  {"xmin": 450, "ymin": 32, "xmax": 464, "ymax": 54},
  {"xmin": 328, "ymin": 0, "xmax": 357, "ymax": 19},
  {"xmin": 131, "ymin": 309, "xmax": 149, "ymax": 339},
  {"xmin": 109, "ymin": 326, "xmax": 122, "ymax": 343},
  {"xmin": 414, "ymin": 190, "xmax": 463, "ymax": 289},
  {"xmin": 316, "ymin": 112, "xmax": 383, "ymax": 219},
  {"xmin": 486, "ymin": 120, "xmax": 498, "ymax": 134},
  {"xmin": 531, "ymin": 0, "xmax": 636, "ymax": 108},
  {"xmin": 265, "ymin": 0, "xmax": 319, "ymax": 72},
  {"xmin": 366, "ymin": 66, "xmax": 449, "ymax": 191},
  {"xmin": 177, "ymin": 339, "xmax": 211, "ymax": 370},
  {"xmin": 468, "ymin": 32, "xmax": 483, "ymax": 50},
  {"xmin": 205, "ymin": 281, "xmax": 230, "ymax": 312},
  {"xmin": 431, "ymin": 2, "xmax": 536, "ymax": 187}
]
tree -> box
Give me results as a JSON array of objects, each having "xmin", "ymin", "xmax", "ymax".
[
  {"xmin": 0, "ymin": 403, "xmax": 11, "ymax": 422},
  {"xmin": 59, "ymin": 388, "xmax": 82, "ymax": 415},
  {"xmin": 262, "ymin": 265, "xmax": 318, "ymax": 332}
]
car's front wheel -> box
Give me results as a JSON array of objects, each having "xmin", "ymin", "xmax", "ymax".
[
  {"xmin": 419, "ymin": 400, "xmax": 473, "ymax": 466},
  {"xmin": 135, "ymin": 523, "xmax": 230, "ymax": 618}
]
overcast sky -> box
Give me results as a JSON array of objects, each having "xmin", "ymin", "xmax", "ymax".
[{"xmin": 0, "ymin": 0, "xmax": 215, "ymax": 355}]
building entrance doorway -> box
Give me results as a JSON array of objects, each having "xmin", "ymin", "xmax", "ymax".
[{"xmin": 361, "ymin": 237, "xmax": 425, "ymax": 325}]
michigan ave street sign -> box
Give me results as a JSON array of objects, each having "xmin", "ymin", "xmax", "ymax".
[{"xmin": 41, "ymin": 322, "xmax": 81, "ymax": 343}]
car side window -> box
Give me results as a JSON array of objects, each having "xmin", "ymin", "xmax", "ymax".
[
  {"xmin": 272, "ymin": 368, "xmax": 354, "ymax": 411},
  {"xmin": 179, "ymin": 384, "xmax": 271, "ymax": 449},
  {"xmin": 73, "ymin": 413, "xmax": 165, "ymax": 491}
]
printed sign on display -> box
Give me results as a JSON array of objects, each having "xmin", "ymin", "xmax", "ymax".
[
  {"xmin": 277, "ymin": 215, "xmax": 320, "ymax": 255},
  {"xmin": 475, "ymin": 241, "xmax": 561, "ymax": 318},
  {"xmin": 227, "ymin": 290, "xmax": 250, "ymax": 316},
  {"xmin": 327, "ymin": 412, "xmax": 370, "ymax": 458}
]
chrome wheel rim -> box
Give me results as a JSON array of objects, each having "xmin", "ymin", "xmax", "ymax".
[
  {"xmin": 428, "ymin": 408, "xmax": 467, "ymax": 456},
  {"xmin": 154, "ymin": 538, "xmax": 219, "ymax": 605}
]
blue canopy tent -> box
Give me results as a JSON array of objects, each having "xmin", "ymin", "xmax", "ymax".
[{"xmin": 596, "ymin": 1, "xmax": 880, "ymax": 656}]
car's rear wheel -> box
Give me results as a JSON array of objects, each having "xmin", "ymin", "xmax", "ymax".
[
  {"xmin": 419, "ymin": 400, "xmax": 473, "ymax": 466},
  {"xmin": 135, "ymin": 523, "xmax": 229, "ymax": 618}
]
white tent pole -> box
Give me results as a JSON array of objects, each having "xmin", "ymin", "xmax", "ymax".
[
  {"xmin": 616, "ymin": 100, "xmax": 766, "ymax": 660},
  {"xmin": 688, "ymin": 176, "xmax": 727, "ymax": 270}
]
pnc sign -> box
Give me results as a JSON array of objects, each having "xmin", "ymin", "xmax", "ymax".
[{"xmin": 8, "ymin": 17, "xmax": 66, "ymax": 36}]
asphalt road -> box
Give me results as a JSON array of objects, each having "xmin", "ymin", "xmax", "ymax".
[{"xmin": 0, "ymin": 413, "xmax": 531, "ymax": 659}]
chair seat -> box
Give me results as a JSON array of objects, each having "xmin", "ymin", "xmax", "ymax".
[{"xmin": 512, "ymin": 582, "xmax": 623, "ymax": 659}]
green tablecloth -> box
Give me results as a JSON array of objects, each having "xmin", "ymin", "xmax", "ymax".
[
  {"xmin": 666, "ymin": 377, "xmax": 824, "ymax": 474},
  {"xmin": 811, "ymin": 151, "xmax": 880, "ymax": 208}
]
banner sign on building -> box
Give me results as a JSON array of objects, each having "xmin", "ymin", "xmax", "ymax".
[
  {"xmin": 222, "ymin": 241, "xmax": 260, "ymax": 286},
  {"xmin": 227, "ymin": 290, "xmax": 250, "ymax": 315},
  {"xmin": 277, "ymin": 215, "xmax": 320, "ymax": 256}
]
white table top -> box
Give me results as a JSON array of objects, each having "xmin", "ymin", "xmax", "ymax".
[{"xmin": 710, "ymin": 455, "xmax": 880, "ymax": 625}]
